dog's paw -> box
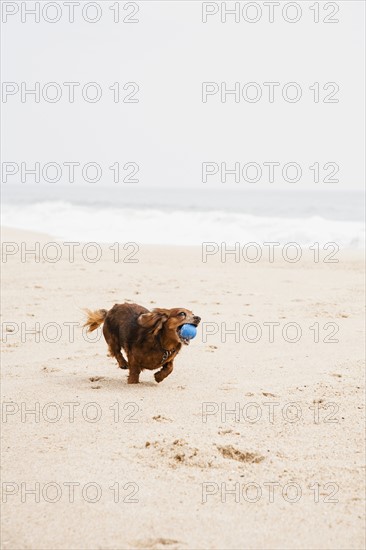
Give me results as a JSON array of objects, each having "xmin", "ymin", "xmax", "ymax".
[{"xmin": 154, "ymin": 372, "xmax": 163, "ymax": 383}]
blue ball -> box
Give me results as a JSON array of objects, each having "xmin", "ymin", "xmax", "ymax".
[{"xmin": 179, "ymin": 323, "xmax": 197, "ymax": 340}]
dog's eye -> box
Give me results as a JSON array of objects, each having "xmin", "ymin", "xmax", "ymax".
[{"xmin": 178, "ymin": 312, "xmax": 186, "ymax": 317}]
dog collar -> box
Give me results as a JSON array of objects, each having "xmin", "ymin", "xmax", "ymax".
[{"xmin": 161, "ymin": 348, "xmax": 176, "ymax": 364}]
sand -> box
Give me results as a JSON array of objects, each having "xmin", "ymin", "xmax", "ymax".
[{"xmin": 1, "ymin": 227, "xmax": 365, "ymax": 550}]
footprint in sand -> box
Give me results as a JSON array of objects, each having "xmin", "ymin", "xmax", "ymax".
[
  {"xmin": 217, "ymin": 445, "xmax": 264, "ymax": 464},
  {"xmin": 152, "ymin": 415, "xmax": 173, "ymax": 423},
  {"xmin": 42, "ymin": 366, "xmax": 60, "ymax": 373},
  {"xmin": 133, "ymin": 538, "xmax": 182, "ymax": 549},
  {"xmin": 218, "ymin": 428, "xmax": 240, "ymax": 436}
]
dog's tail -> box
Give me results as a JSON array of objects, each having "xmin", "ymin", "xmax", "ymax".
[{"xmin": 83, "ymin": 308, "xmax": 108, "ymax": 332}]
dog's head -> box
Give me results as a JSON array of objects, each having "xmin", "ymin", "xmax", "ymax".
[{"xmin": 138, "ymin": 308, "xmax": 201, "ymax": 345}]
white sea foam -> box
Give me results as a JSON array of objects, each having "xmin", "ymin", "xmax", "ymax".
[{"xmin": 1, "ymin": 201, "xmax": 364, "ymax": 248}]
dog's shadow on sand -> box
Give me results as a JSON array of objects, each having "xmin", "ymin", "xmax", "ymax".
[
  {"xmin": 89, "ymin": 376, "xmax": 157, "ymax": 391},
  {"xmin": 60, "ymin": 371, "xmax": 158, "ymax": 392}
]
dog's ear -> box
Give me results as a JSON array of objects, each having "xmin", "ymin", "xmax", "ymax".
[{"xmin": 138, "ymin": 309, "xmax": 169, "ymax": 335}]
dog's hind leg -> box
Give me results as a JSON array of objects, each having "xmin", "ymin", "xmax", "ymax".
[
  {"xmin": 103, "ymin": 326, "xmax": 128, "ymax": 369},
  {"xmin": 113, "ymin": 348, "xmax": 128, "ymax": 369}
]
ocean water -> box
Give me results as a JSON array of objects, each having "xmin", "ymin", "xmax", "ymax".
[{"xmin": 1, "ymin": 185, "xmax": 365, "ymax": 248}]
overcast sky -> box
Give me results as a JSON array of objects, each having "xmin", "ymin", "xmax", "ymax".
[{"xmin": 2, "ymin": 0, "xmax": 365, "ymax": 190}]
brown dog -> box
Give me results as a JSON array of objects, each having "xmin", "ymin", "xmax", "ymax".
[{"xmin": 84, "ymin": 303, "xmax": 201, "ymax": 384}]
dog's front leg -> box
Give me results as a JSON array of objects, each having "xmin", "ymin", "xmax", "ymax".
[
  {"xmin": 127, "ymin": 361, "xmax": 141, "ymax": 384},
  {"xmin": 154, "ymin": 361, "xmax": 174, "ymax": 383}
]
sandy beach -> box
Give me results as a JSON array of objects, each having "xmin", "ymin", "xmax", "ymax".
[{"xmin": 1, "ymin": 227, "xmax": 365, "ymax": 550}]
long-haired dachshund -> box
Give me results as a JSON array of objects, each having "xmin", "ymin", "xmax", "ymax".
[{"xmin": 84, "ymin": 303, "xmax": 201, "ymax": 384}]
